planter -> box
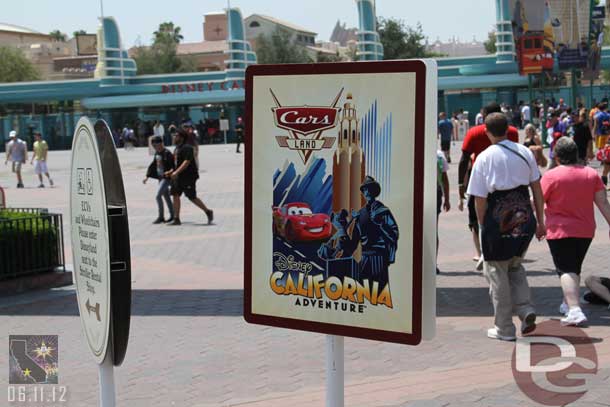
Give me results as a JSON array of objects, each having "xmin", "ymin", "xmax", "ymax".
[{"xmin": 0, "ymin": 208, "xmax": 65, "ymax": 280}]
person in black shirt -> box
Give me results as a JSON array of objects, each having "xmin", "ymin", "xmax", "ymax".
[
  {"xmin": 235, "ymin": 116, "xmax": 244, "ymax": 153},
  {"xmin": 144, "ymin": 136, "xmax": 175, "ymax": 224},
  {"xmin": 572, "ymin": 109, "xmax": 594, "ymax": 163},
  {"xmin": 166, "ymin": 129, "xmax": 214, "ymax": 226}
]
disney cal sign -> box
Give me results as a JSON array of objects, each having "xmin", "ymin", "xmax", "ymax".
[{"xmin": 161, "ymin": 80, "xmax": 243, "ymax": 94}]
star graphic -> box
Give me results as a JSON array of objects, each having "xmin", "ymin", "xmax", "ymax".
[{"xmin": 23, "ymin": 368, "xmax": 31, "ymax": 377}]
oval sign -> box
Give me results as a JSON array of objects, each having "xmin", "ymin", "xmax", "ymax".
[{"xmin": 70, "ymin": 117, "xmax": 111, "ymax": 364}]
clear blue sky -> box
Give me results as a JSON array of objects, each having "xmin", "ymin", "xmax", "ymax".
[{"xmin": 3, "ymin": 0, "xmax": 496, "ymax": 47}]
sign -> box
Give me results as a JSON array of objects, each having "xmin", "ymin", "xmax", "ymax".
[
  {"xmin": 70, "ymin": 117, "xmax": 131, "ymax": 365},
  {"xmin": 244, "ymin": 60, "xmax": 437, "ymax": 345},
  {"xmin": 75, "ymin": 34, "xmax": 97, "ymax": 56},
  {"xmin": 161, "ymin": 80, "xmax": 243, "ymax": 94},
  {"xmin": 584, "ymin": 5, "xmax": 606, "ymax": 80},
  {"xmin": 510, "ymin": 0, "xmax": 554, "ymax": 75},
  {"xmin": 550, "ymin": 0, "xmax": 592, "ymax": 70},
  {"xmin": 219, "ymin": 119, "xmax": 229, "ymax": 131}
]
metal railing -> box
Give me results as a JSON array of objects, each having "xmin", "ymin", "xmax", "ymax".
[{"xmin": 0, "ymin": 208, "xmax": 65, "ymax": 280}]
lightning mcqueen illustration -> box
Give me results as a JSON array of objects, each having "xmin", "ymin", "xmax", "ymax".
[{"xmin": 272, "ymin": 202, "xmax": 332, "ymax": 242}]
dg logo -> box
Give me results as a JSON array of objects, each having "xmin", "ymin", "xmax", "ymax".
[{"xmin": 512, "ymin": 320, "xmax": 598, "ymax": 405}]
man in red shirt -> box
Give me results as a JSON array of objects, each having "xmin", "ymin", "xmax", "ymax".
[{"xmin": 458, "ymin": 102, "xmax": 519, "ymax": 267}]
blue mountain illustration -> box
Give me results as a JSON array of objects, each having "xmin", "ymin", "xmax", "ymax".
[{"xmin": 273, "ymin": 157, "xmax": 333, "ymax": 215}]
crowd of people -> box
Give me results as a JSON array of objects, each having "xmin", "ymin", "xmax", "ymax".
[{"xmin": 437, "ymin": 100, "xmax": 610, "ymax": 341}]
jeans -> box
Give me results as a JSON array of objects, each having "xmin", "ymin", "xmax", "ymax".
[{"xmin": 156, "ymin": 178, "xmax": 174, "ymax": 219}]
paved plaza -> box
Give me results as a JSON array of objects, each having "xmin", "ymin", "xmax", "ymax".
[{"xmin": 1, "ymin": 141, "xmax": 610, "ymax": 407}]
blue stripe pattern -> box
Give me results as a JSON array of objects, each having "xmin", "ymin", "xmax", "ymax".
[{"xmin": 360, "ymin": 100, "xmax": 392, "ymax": 199}]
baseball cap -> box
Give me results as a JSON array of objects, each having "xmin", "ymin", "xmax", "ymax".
[{"xmin": 9, "ymin": 130, "xmax": 17, "ymax": 138}]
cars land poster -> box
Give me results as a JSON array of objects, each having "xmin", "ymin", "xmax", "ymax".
[
  {"xmin": 245, "ymin": 61, "xmax": 437, "ymax": 345},
  {"xmin": 510, "ymin": 0, "xmax": 554, "ymax": 75}
]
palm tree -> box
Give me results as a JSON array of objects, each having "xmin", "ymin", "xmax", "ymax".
[
  {"xmin": 49, "ymin": 30, "xmax": 67, "ymax": 42},
  {"xmin": 153, "ymin": 22, "xmax": 183, "ymax": 44}
]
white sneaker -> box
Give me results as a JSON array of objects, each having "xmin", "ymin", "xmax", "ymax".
[
  {"xmin": 487, "ymin": 327, "xmax": 516, "ymax": 341},
  {"xmin": 559, "ymin": 302, "xmax": 569, "ymax": 316},
  {"xmin": 560, "ymin": 308, "xmax": 587, "ymax": 326}
]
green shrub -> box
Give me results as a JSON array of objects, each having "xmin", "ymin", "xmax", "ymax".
[{"xmin": 0, "ymin": 210, "xmax": 60, "ymax": 279}]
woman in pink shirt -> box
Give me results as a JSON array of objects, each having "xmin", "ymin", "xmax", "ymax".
[{"xmin": 541, "ymin": 137, "xmax": 610, "ymax": 326}]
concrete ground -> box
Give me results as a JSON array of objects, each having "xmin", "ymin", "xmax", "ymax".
[{"xmin": 0, "ymin": 141, "xmax": 609, "ymax": 407}]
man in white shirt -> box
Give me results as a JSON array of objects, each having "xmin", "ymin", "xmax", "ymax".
[
  {"xmin": 520, "ymin": 101, "xmax": 531, "ymax": 129},
  {"xmin": 467, "ymin": 113, "xmax": 546, "ymax": 341},
  {"xmin": 5, "ymin": 130, "xmax": 28, "ymax": 188}
]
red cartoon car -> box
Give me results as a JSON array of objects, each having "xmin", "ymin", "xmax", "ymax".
[{"xmin": 272, "ymin": 202, "xmax": 332, "ymax": 242}]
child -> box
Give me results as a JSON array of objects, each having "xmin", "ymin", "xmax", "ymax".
[{"xmin": 143, "ymin": 136, "xmax": 175, "ymax": 223}]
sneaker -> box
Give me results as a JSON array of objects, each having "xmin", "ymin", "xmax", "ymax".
[
  {"xmin": 49, "ymin": 179, "xmax": 54, "ymax": 186},
  {"xmin": 167, "ymin": 218, "xmax": 182, "ymax": 226},
  {"xmin": 561, "ymin": 308, "xmax": 587, "ymax": 326},
  {"xmin": 165, "ymin": 216, "xmax": 174, "ymax": 223},
  {"xmin": 38, "ymin": 184, "xmax": 44, "ymax": 188},
  {"xmin": 152, "ymin": 217, "xmax": 164, "ymax": 224},
  {"xmin": 475, "ymin": 257, "xmax": 484, "ymax": 271},
  {"xmin": 17, "ymin": 183, "xmax": 24, "ymax": 189},
  {"xmin": 559, "ymin": 302, "xmax": 569, "ymax": 315},
  {"xmin": 521, "ymin": 312, "xmax": 537, "ymax": 335},
  {"xmin": 436, "ymin": 267, "xmax": 440, "ymax": 275},
  {"xmin": 487, "ymin": 327, "xmax": 516, "ymax": 342},
  {"xmin": 205, "ymin": 209, "xmax": 214, "ymax": 224}
]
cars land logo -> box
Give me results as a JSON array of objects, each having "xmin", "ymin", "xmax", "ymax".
[
  {"xmin": 511, "ymin": 320, "xmax": 598, "ymax": 406},
  {"xmin": 270, "ymin": 88, "xmax": 343, "ymax": 164}
]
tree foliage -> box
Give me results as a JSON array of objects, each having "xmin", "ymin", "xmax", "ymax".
[
  {"xmin": 484, "ymin": 30, "xmax": 497, "ymax": 54},
  {"xmin": 73, "ymin": 29, "xmax": 87, "ymax": 37},
  {"xmin": 255, "ymin": 27, "xmax": 312, "ymax": 64},
  {"xmin": 316, "ymin": 51, "xmax": 344, "ymax": 63},
  {"xmin": 49, "ymin": 30, "xmax": 66, "ymax": 42},
  {"xmin": 377, "ymin": 17, "xmax": 437, "ymax": 60},
  {"xmin": 133, "ymin": 21, "xmax": 196, "ymax": 75},
  {"xmin": 0, "ymin": 46, "xmax": 40, "ymax": 83}
]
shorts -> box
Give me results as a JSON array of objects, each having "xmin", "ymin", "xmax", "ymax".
[
  {"xmin": 596, "ymin": 134, "xmax": 609, "ymax": 149},
  {"xmin": 171, "ymin": 180, "xmax": 197, "ymax": 200},
  {"xmin": 467, "ymin": 195, "xmax": 478, "ymax": 233},
  {"xmin": 547, "ymin": 237, "xmax": 592, "ymax": 276},
  {"xmin": 34, "ymin": 160, "xmax": 48, "ymax": 175},
  {"xmin": 440, "ymin": 139, "xmax": 451, "ymax": 151},
  {"xmin": 11, "ymin": 161, "xmax": 22, "ymax": 173},
  {"xmin": 584, "ymin": 277, "xmax": 610, "ymax": 304}
]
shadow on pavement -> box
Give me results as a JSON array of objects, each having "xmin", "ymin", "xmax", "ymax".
[
  {"xmin": 437, "ymin": 286, "xmax": 610, "ymax": 327},
  {"xmin": 1, "ymin": 287, "xmax": 608, "ymax": 327}
]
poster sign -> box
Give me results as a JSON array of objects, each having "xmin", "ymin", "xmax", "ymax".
[
  {"xmin": 549, "ymin": 0, "xmax": 592, "ymax": 70},
  {"xmin": 70, "ymin": 117, "xmax": 131, "ymax": 365},
  {"xmin": 219, "ymin": 119, "xmax": 229, "ymax": 131},
  {"xmin": 584, "ymin": 5, "xmax": 606, "ymax": 80},
  {"xmin": 510, "ymin": 0, "xmax": 554, "ymax": 75},
  {"xmin": 244, "ymin": 61, "xmax": 437, "ymax": 345}
]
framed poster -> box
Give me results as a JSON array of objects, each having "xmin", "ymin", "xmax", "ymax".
[{"xmin": 244, "ymin": 60, "xmax": 437, "ymax": 345}]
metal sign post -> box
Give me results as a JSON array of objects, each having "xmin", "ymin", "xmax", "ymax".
[
  {"xmin": 70, "ymin": 117, "xmax": 131, "ymax": 407},
  {"xmin": 326, "ymin": 335, "xmax": 344, "ymax": 407},
  {"xmin": 99, "ymin": 357, "xmax": 116, "ymax": 407}
]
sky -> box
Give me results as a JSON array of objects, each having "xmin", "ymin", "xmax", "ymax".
[{"xmin": 3, "ymin": 0, "xmax": 496, "ymax": 47}]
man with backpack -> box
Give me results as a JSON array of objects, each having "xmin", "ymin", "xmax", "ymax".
[{"xmin": 467, "ymin": 113, "xmax": 545, "ymax": 341}]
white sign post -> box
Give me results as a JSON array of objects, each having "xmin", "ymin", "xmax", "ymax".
[
  {"xmin": 326, "ymin": 335, "xmax": 344, "ymax": 407},
  {"xmin": 70, "ymin": 117, "xmax": 131, "ymax": 407}
]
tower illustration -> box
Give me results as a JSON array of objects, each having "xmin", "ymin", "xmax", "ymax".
[{"xmin": 332, "ymin": 93, "xmax": 365, "ymax": 214}]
